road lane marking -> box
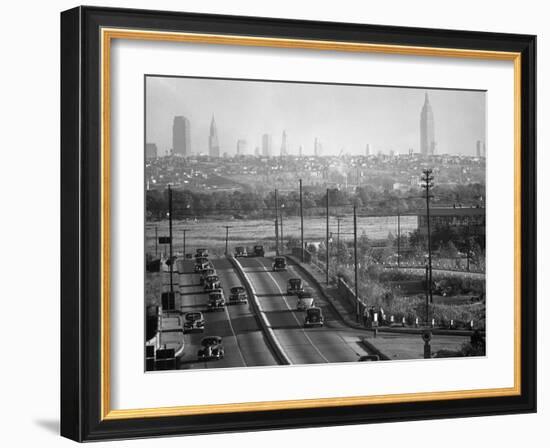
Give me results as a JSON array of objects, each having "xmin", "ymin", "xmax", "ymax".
[
  {"xmin": 218, "ymin": 265, "xmax": 249, "ymax": 367},
  {"xmin": 251, "ymin": 259, "xmax": 329, "ymax": 363}
]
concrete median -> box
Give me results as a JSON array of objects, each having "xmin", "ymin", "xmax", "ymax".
[{"xmin": 227, "ymin": 256, "xmax": 291, "ymax": 365}]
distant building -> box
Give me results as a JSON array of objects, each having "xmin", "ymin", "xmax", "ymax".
[
  {"xmin": 172, "ymin": 116, "xmax": 191, "ymax": 156},
  {"xmin": 314, "ymin": 137, "xmax": 322, "ymax": 157},
  {"xmin": 236, "ymin": 139, "xmax": 247, "ymax": 156},
  {"xmin": 262, "ymin": 134, "xmax": 272, "ymax": 157},
  {"xmin": 280, "ymin": 130, "xmax": 288, "ymax": 156},
  {"xmin": 476, "ymin": 140, "xmax": 486, "ymax": 158},
  {"xmin": 420, "ymin": 93, "xmax": 436, "ymax": 156},
  {"xmin": 418, "ymin": 207, "xmax": 485, "ymax": 237},
  {"xmin": 145, "ymin": 143, "xmax": 158, "ymax": 160},
  {"xmin": 254, "ymin": 146, "xmax": 260, "ymax": 157},
  {"xmin": 298, "ymin": 145, "xmax": 303, "ymax": 157},
  {"xmin": 365, "ymin": 144, "xmax": 370, "ymax": 157},
  {"xmin": 209, "ymin": 116, "xmax": 220, "ymax": 157}
]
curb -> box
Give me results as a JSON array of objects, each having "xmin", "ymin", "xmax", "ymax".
[
  {"xmin": 360, "ymin": 338, "xmax": 391, "ymax": 361},
  {"xmin": 227, "ymin": 256, "xmax": 291, "ymax": 366}
]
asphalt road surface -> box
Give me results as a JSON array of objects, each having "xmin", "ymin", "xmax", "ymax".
[
  {"xmin": 237, "ymin": 257, "xmax": 372, "ymax": 365},
  {"xmin": 173, "ymin": 258, "xmax": 278, "ymax": 370}
]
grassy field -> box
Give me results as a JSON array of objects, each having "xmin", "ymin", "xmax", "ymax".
[{"xmin": 145, "ymin": 215, "xmax": 417, "ymax": 257}]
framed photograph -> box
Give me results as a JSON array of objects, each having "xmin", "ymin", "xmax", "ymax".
[{"xmin": 61, "ymin": 6, "xmax": 536, "ymax": 441}]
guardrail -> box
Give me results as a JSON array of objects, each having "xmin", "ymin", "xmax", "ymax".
[{"xmin": 227, "ymin": 256, "xmax": 291, "ymax": 366}]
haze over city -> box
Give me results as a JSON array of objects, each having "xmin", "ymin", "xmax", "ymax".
[{"xmin": 145, "ymin": 75, "xmax": 486, "ymax": 158}]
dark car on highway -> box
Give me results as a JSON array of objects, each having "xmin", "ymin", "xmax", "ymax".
[
  {"xmin": 252, "ymin": 245, "xmax": 265, "ymax": 257},
  {"xmin": 229, "ymin": 286, "xmax": 248, "ymax": 304},
  {"xmin": 304, "ymin": 307, "xmax": 324, "ymax": 328},
  {"xmin": 200, "ymin": 268, "xmax": 216, "ymax": 285},
  {"xmin": 204, "ymin": 275, "xmax": 221, "ymax": 291},
  {"xmin": 195, "ymin": 248, "xmax": 208, "ymax": 258},
  {"xmin": 208, "ymin": 290, "xmax": 225, "ymax": 311},
  {"xmin": 234, "ymin": 246, "xmax": 248, "ymax": 258},
  {"xmin": 287, "ymin": 278, "xmax": 304, "ymax": 295},
  {"xmin": 272, "ymin": 256, "xmax": 287, "ymax": 272},
  {"xmin": 183, "ymin": 312, "xmax": 205, "ymax": 333},
  {"xmin": 197, "ymin": 336, "xmax": 224, "ymax": 361}
]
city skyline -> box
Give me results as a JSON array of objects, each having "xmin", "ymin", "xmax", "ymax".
[{"xmin": 146, "ymin": 76, "xmax": 486, "ymax": 157}]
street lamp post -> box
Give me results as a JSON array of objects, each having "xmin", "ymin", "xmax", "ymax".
[{"xmin": 182, "ymin": 229, "xmax": 188, "ymax": 258}]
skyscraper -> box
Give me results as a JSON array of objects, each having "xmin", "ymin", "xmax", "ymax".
[
  {"xmin": 298, "ymin": 145, "xmax": 303, "ymax": 157},
  {"xmin": 365, "ymin": 143, "xmax": 370, "ymax": 157},
  {"xmin": 476, "ymin": 140, "xmax": 482, "ymax": 158},
  {"xmin": 314, "ymin": 137, "xmax": 322, "ymax": 157},
  {"xmin": 262, "ymin": 134, "xmax": 272, "ymax": 157},
  {"xmin": 280, "ymin": 130, "xmax": 288, "ymax": 156},
  {"xmin": 236, "ymin": 139, "xmax": 247, "ymax": 156},
  {"xmin": 420, "ymin": 93, "xmax": 436, "ymax": 156},
  {"xmin": 172, "ymin": 116, "xmax": 191, "ymax": 156},
  {"xmin": 209, "ymin": 115, "xmax": 220, "ymax": 157}
]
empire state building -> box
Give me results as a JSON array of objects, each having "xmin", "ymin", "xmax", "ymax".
[{"xmin": 420, "ymin": 92, "xmax": 436, "ymax": 156}]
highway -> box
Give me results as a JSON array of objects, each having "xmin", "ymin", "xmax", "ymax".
[
  {"xmin": 172, "ymin": 258, "xmax": 279, "ymax": 369},
  {"xmin": 238, "ymin": 257, "xmax": 372, "ymax": 365}
]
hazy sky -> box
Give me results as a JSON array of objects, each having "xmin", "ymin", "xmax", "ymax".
[{"xmin": 145, "ymin": 76, "xmax": 486, "ymax": 157}]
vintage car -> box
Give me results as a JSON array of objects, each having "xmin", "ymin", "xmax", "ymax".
[
  {"xmin": 199, "ymin": 268, "xmax": 216, "ymax": 285},
  {"xmin": 296, "ymin": 289, "xmax": 315, "ymax": 311},
  {"xmin": 197, "ymin": 336, "xmax": 224, "ymax": 361},
  {"xmin": 195, "ymin": 248, "xmax": 209, "ymax": 258},
  {"xmin": 204, "ymin": 274, "xmax": 221, "ymax": 292},
  {"xmin": 287, "ymin": 278, "xmax": 304, "ymax": 295},
  {"xmin": 208, "ymin": 290, "xmax": 226, "ymax": 311},
  {"xmin": 229, "ymin": 285, "xmax": 248, "ymax": 304},
  {"xmin": 304, "ymin": 306, "xmax": 324, "ymax": 328},
  {"xmin": 194, "ymin": 257, "xmax": 210, "ymax": 272},
  {"xmin": 272, "ymin": 256, "xmax": 287, "ymax": 272},
  {"xmin": 252, "ymin": 245, "xmax": 265, "ymax": 257},
  {"xmin": 234, "ymin": 246, "xmax": 248, "ymax": 258},
  {"xmin": 183, "ymin": 312, "xmax": 205, "ymax": 333}
]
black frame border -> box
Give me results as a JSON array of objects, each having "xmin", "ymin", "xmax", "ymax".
[{"xmin": 61, "ymin": 6, "xmax": 536, "ymax": 442}]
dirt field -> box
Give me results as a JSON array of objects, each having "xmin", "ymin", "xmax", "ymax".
[{"xmin": 145, "ymin": 215, "xmax": 417, "ymax": 257}]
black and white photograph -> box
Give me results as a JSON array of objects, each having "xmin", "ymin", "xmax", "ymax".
[{"xmin": 144, "ymin": 76, "xmax": 487, "ymax": 371}]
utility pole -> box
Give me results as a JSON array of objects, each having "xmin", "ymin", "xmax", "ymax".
[
  {"xmin": 274, "ymin": 189, "xmax": 280, "ymax": 256},
  {"xmin": 299, "ymin": 179, "xmax": 304, "ymax": 262},
  {"xmin": 425, "ymin": 264, "xmax": 430, "ymax": 326},
  {"xmin": 354, "ymin": 205, "xmax": 359, "ymax": 322},
  {"xmin": 397, "ymin": 211, "xmax": 401, "ymax": 268},
  {"xmin": 336, "ymin": 216, "xmax": 342, "ymax": 267},
  {"xmin": 155, "ymin": 226, "xmax": 158, "ymax": 257},
  {"xmin": 325, "ymin": 188, "xmax": 329, "ymax": 285},
  {"xmin": 168, "ymin": 185, "xmax": 173, "ymax": 294},
  {"xmin": 223, "ymin": 226, "xmax": 231, "ymax": 255},
  {"xmin": 466, "ymin": 217, "xmax": 471, "ymax": 272},
  {"xmin": 280, "ymin": 204, "xmax": 284, "ymax": 254},
  {"xmin": 421, "ymin": 169, "xmax": 434, "ymax": 304}
]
